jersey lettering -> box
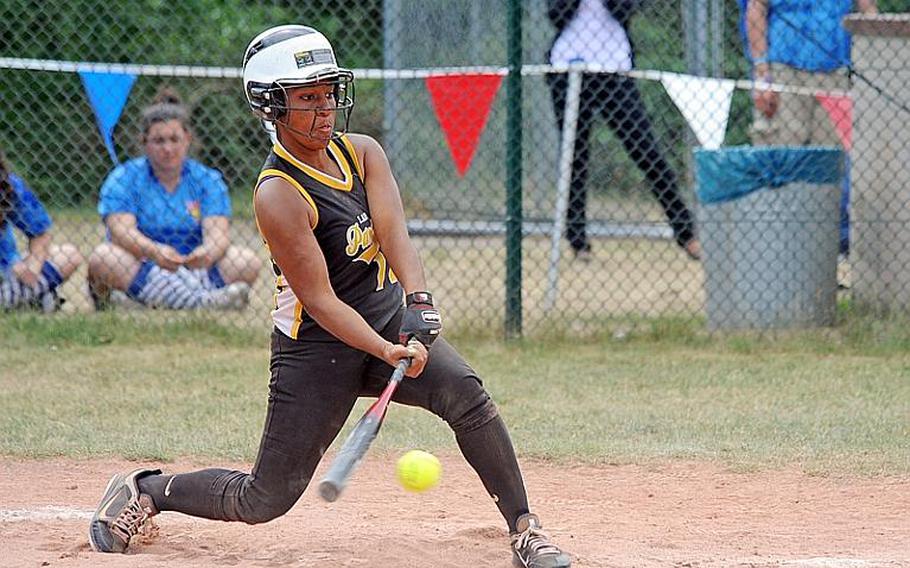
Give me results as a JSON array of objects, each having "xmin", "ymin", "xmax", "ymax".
[{"xmin": 345, "ymin": 219, "xmax": 398, "ymax": 291}]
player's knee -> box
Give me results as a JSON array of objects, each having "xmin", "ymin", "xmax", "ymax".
[
  {"xmin": 438, "ymin": 375, "xmax": 499, "ymax": 434},
  {"xmin": 219, "ymin": 246, "xmax": 262, "ymax": 285},
  {"xmin": 88, "ymin": 243, "xmax": 120, "ymax": 273},
  {"xmin": 240, "ymin": 477, "xmax": 308, "ymax": 525},
  {"xmin": 242, "ymin": 491, "xmax": 299, "ymax": 525},
  {"xmin": 54, "ymin": 243, "xmax": 83, "ymax": 277},
  {"xmin": 239, "ymin": 253, "xmax": 262, "ymax": 284}
]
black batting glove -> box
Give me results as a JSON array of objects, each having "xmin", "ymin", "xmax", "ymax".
[{"xmin": 399, "ymin": 291, "xmax": 442, "ymax": 347}]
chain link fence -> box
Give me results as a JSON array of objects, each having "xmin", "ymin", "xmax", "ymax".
[{"xmin": 1, "ymin": 0, "xmax": 908, "ymax": 336}]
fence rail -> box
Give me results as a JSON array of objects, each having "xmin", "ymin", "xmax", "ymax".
[{"xmin": 1, "ymin": 1, "xmax": 908, "ymax": 336}]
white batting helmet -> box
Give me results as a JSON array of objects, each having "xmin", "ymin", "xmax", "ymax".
[{"xmin": 242, "ymin": 25, "xmax": 354, "ymax": 126}]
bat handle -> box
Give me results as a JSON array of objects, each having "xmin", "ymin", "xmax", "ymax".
[
  {"xmin": 390, "ymin": 358, "xmax": 410, "ymax": 383},
  {"xmin": 372, "ymin": 358, "xmax": 410, "ymax": 416}
]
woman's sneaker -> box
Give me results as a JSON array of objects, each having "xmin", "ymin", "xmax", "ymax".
[
  {"xmin": 201, "ymin": 282, "xmax": 251, "ymax": 311},
  {"xmin": 28, "ymin": 290, "xmax": 64, "ymax": 313},
  {"xmin": 88, "ymin": 468, "xmax": 160, "ymax": 553},
  {"xmin": 510, "ymin": 513, "xmax": 572, "ymax": 568}
]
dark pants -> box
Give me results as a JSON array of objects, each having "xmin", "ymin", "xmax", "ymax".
[
  {"xmin": 141, "ymin": 309, "xmax": 530, "ymax": 532},
  {"xmin": 546, "ymin": 72, "xmax": 696, "ymax": 251}
]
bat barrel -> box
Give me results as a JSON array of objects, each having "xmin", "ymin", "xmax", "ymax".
[
  {"xmin": 317, "ymin": 414, "xmax": 380, "ymax": 501},
  {"xmin": 317, "ymin": 359, "xmax": 410, "ymax": 503},
  {"xmin": 318, "ymin": 480, "xmax": 341, "ymax": 502}
]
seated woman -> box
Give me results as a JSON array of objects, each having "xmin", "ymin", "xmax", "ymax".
[
  {"xmin": 88, "ymin": 88, "xmax": 261, "ymax": 310},
  {"xmin": 0, "ymin": 147, "xmax": 82, "ymax": 312}
]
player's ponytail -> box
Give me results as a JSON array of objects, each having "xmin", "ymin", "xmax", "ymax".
[
  {"xmin": 141, "ymin": 85, "xmax": 191, "ymax": 141},
  {"xmin": 152, "ymin": 86, "xmax": 184, "ymax": 107},
  {"xmin": 0, "ymin": 147, "xmax": 13, "ymax": 228}
]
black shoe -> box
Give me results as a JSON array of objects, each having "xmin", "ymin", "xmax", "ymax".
[
  {"xmin": 510, "ymin": 513, "xmax": 572, "ymax": 568},
  {"xmin": 27, "ymin": 290, "xmax": 64, "ymax": 313},
  {"xmin": 571, "ymin": 244, "xmax": 592, "ymax": 263}
]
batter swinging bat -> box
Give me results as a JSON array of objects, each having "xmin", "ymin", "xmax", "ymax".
[{"xmin": 318, "ymin": 358, "xmax": 411, "ymax": 502}]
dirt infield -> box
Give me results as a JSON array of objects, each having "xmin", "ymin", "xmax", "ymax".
[{"xmin": 1, "ymin": 456, "xmax": 908, "ymax": 568}]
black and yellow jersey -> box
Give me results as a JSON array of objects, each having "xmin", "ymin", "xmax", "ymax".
[{"xmin": 255, "ymin": 135, "xmax": 403, "ymax": 340}]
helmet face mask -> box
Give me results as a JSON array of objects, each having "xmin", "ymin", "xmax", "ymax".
[
  {"xmin": 242, "ymin": 25, "xmax": 355, "ymax": 139},
  {"xmin": 273, "ymin": 77, "xmax": 355, "ymax": 143}
]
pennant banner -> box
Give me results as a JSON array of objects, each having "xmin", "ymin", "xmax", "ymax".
[
  {"xmin": 79, "ymin": 71, "xmax": 137, "ymax": 164},
  {"xmin": 816, "ymin": 93, "xmax": 853, "ymax": 151},
  {"xmin": 425, "ymin": 74, "xmax": 502, "ymax": 177},
  {"xmin": 661, "ymin": 74, "xmax": 735, "ymax": 150}
]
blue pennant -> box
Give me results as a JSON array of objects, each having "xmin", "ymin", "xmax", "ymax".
[{"xmin": 79, "ymin": 71, "xmax": 137, "ymax": 164}]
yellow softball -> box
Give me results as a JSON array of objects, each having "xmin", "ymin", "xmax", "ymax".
[{"xmin": 396, "ymin": 450, "xmax": 441, "ymax": 492}]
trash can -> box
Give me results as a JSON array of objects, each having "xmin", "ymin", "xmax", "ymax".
[{"xmin": 695, "ymin": 146, "xmax": 845, "ymax": 330}]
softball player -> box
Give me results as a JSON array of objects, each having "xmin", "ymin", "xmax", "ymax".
[
  {"xmin": 88, "ymin": 25, "xmax": 571, "ymax": 568},
  {"xmin": 87, "ymin": 89, "xmax": 261, "ymax": 311},
  {"xmin": 0, "ymin": 146, "xmax": 82, "ymax": 311}
]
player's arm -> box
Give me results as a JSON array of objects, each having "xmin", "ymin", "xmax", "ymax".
[
  {"xmin": 106, "ymin": 213, "xmax": 184, "ymax": 271},
  {"xmin": 9, "ymin": 177, "xmax": 52, "ymax": 286},
  {"xmin": 12, "ymin": 231, "xmax": 51, "ymax": 287},
  {"xmin": 745, "ymin": 1, "xmax": 779, "ymax": 118},
  {"xmin": 350, "ymin": 134, "xmax": 442, "ymax": 348},
  {"xmin": 349, "ymin": 134, "xmax": 427, "ymax": 294},
  {"xmin": 254, "ymin": 176, "xmax": 423, "ymax": 373},
  {"xmin": 186, "ymin": 216, "xmax": 229, "ymax": 269},
  {"xmin": 7, "ymin": 176, "xmax": 52, "ymax": 286},
  {"xmin": 24, "ymin": 231, "xmax": 51, "ymax": 267},
  {"xmin": 746, "ymin": 0, "xmax": 770, "ymax": 77}
]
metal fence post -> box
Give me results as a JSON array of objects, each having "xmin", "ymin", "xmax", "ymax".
[
  {"xmin": 505, "ymin": 0, "xmax": 523, "ymax": 338},
  {"xmin": 544, "ymin": 68, "xmax": 583, "ymax": 313}
]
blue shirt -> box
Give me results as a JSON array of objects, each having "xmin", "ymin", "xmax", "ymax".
[
  {"xmin": 98, "ymin": 157, "xmax": 231, "ymax": 255},
  {"xmin": 1, "ymin": 173, "xmax": 52, "ymax": 271},
  {"xmin": 739, "ymin": 0, "xmax": 853, "ymax": 72}
]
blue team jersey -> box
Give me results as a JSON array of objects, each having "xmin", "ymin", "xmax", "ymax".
[
  {"xmin": 0, "ymin": 173, "xmax": 52, "ymax": 271},
  {"xmin": 738, "ymin": 0, "xmax": 853, "ymax": 72},
  {"xmin": 98, "ymin": 157, "xmax": 231, "ymax": 255}
]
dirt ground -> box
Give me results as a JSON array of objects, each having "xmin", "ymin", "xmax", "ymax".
[{"xmin": 1, "ymin": 456, "xmax": 907, "ymax": 568}]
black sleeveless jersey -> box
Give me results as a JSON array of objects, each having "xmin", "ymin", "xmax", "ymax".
[{"xmin": 255, "ymin": 136, "xmax": 403, "ymax": 340}]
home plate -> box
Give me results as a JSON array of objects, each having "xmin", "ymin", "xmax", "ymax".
[{"xmin": 0, "ymin": 506, "xmax": 92, "ymax": 522}]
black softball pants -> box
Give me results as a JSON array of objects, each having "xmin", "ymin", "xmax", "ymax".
[
  {"xmin": 140, "ymin": 309, "xmax": 530, "ymax": 532},
  {"xmin": 546, "ymin": 72, "xmax": 696, "ymax": 251}
]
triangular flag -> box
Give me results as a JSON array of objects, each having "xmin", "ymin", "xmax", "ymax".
[
  {"xmin": 425, "ymin": 74, "xmax": 502, "ymax": 177},
  {"xmin": 816, "ymin": 93, "xmax": 853, "ymax": 151},
  {"xmin": 79, "ymin": 71, "xmax": 137, "ymax": 164},
  {"xmin": 661, "ymin": 74, "xmax": 734, "ymax": 150}
]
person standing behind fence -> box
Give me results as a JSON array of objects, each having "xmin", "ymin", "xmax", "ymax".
[
  {"xmin": 745, "ymin": 0, "xmax": 876, "ymax": 256},
  {"xmin": 87, "ymin": 88, "xmax": 261, "ymax": 311},
  {"xmin": 0, "ymin": 146, "xmax": 82, "ymax": 312},
  {"xmin": 546, "ymin": 0, "xmax": 701, "ymax": 261},
  {"xmin": 746, "ymin": 0, "xmax": 877, "ymax": 147}
]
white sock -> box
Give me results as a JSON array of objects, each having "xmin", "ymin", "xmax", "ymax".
[
  {"xmin": 132, "ymin": 264, "xmax": 209, "ymax": 309},
  {"xmin": 0, "ymin": 273, "xmax": 51, "ymax": 308}
]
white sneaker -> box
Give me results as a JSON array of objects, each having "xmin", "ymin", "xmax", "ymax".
[
  {"xmin": 34, "ymin": 290, "xmax": 64, "ymax": 313},
  {"xmin": 202, "ymin": 282, "xmax": 251, "ymax": 311},
  {"xmin": 110, "ymin": 290, "xmax": 144, "ymax": 310}
]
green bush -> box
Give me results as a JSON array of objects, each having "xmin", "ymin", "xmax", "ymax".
[{"xmin": 0, "ymin": 0, "xmax": 383, "ymax": 206}]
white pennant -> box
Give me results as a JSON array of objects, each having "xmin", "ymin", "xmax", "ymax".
[{"xmin": 661, "ymin": 74, "xmax": 735, "ymax": 150}]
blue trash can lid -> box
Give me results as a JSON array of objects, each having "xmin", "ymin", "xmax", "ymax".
[{"xmin": 695, "ymin": 146, "xmax": 844, "ymax": 204}]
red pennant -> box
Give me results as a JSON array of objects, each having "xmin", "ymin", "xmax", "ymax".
[
  {"xmin": 815, "ymin": 93, "xmax": 853, "ymax": 151},
  {"xmin": 425, "ymin": 74, "xmax": 503, "ymax": 177}
]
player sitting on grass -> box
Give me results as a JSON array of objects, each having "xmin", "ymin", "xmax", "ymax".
[
  {"xmin": 0, "ymin": 146, "xmax": 82, "ymax": 312},
  {"xmin": 87, "ymin": 88, "xmax": 261, "ymax": 311},
  {"xmin": 88, "ymin": 24, "xmax": 571, "ymax": 568}
]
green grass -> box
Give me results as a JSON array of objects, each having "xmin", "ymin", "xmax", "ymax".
[{"xmin": 1, "ymin": 313, "xmax": 909, "ymax": 475}]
